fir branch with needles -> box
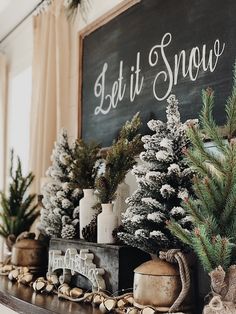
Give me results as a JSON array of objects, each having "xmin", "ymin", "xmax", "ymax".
[
  {"xmin": 96, "ymin": 113, "xmax": 142, "ymax": 204},
  {"xmin": 71, "ymin": 140, "xmax": 101, "ymax": 189}
]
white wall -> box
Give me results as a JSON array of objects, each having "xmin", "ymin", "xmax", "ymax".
[{"xmin": 0, "ymin": 16, "xmax": 33, "ymax": 175}]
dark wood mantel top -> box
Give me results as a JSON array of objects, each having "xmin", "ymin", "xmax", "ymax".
[{"xmin": 0, "ymin": 276, "xmax": 101, "ymax": 314}]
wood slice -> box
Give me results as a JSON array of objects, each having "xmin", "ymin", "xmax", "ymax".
[
  {"xmin": 45, "ymin": 284, "xmax": 54, "ymax": 294},
  {"xmin": 8, "ymin": 269, "xmax": 20, "ymax": 281},
  {"xmin": 84, "ymin": 292, "xmax": 93, "ymax": 303},
  {"xmin": 18, "ymin": 273, "xmax": 33, "ymax": 285},
  {"xmin": 99, "ymin": 298, "xmax": 117, "ymax": 312},
  {"xmin": 93, "ymin": 294, "xmax": 104, "ymax": 305},
  {"xmin": 124, "ymin": 296, "xmax": 134, "ymax": 305},
  {"xmin": 2, "ymin": 265, "xmax": 14, "ymax": 273},
  {"xmin": 21, "ymin": 267, "xmax": 30, "ymax": 274},
  {"xmin": 69, "ymin": 287, "xmax": 83, "ymax": 298},
  {"xmin": 47, "ymin": 274, "xmax": 59, "ymax": 286},
  {"xmin": 140, "ymin": 307, "xmax": 156, "ymax": 314},
  {"xmin": 58, "ymin": 283, "xmax": 70, "ymax": 296},
  {"xmin": 126, "ymin": 308, "xmax": 139, "ymax": 314},
  {"xmin": 33, "ymin": 280, "xmax": 46, "ymax": 292},
  {"xmin": 117, "ymin": 299, "xmax": 128, "ymax": 308}
]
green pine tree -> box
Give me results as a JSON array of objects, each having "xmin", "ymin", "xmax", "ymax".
[
  {"xmin": 168, "ymin": 66, "xmax": 236, "ymax": 272},
  {"xmin": 0, "ymin": 150, "xmax": 38, "ymax": 239}
]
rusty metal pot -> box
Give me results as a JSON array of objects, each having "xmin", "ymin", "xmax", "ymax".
[
  {"xmin": 133, "ymin": 258, "xmax": 192, "ymax": 311},
  {"xmin": 11, "ymin": 238, "xmax": 48, "ymax": 273}
]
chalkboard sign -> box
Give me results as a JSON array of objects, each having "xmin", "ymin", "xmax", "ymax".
[{"xmin": 79, "ymin": 0, "xmax": 236, "ymax": 147}]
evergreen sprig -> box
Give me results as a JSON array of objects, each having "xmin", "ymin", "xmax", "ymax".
[
  {"xmin": 96, "ymin": 113, "xmax": 142, "ymax": 204},
  {"xmin": 71, "ymin": 140, "xmax": 101, "ymax": 189},
  {"xmin": 0, "ymin": 150, "xmax": 38, "ymax": 238},
  {"xmin": 169, "ymin": 65, "xmax": 236, "ymax": 272}
]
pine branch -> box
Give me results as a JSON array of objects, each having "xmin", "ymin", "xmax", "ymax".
[
  {"xmin": 187, "ymin": 125, "xmax": 225, "ymax": 175},
  {"xmin": 213, "ymin": 236, "xmax": 233, "ymax": 270},
  {"xmin": 200, "ymin": 88, "xmax": 226, "ymax": 153},
  {"xmin": 96, "ymin": 113, "xmax": 142, "ymax": 203},
  {"xmin": 167, "ymin": 221, "xmax": 192, "ymax": 246},
  {"xmin": 192, "ymin": 226, "xmax": 215, "ymax": 272},
  {"xmin": 225, "ymin": 62, "xmax": 236, "ymax": 140}
]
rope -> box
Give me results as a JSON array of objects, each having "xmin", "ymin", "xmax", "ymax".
[{"xmin": 159, "ymin": 249, "xmax": 191, "ymax": 313}]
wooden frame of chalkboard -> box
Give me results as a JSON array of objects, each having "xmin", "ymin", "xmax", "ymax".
[
  {"xmin": 78, "ymin": 0, "xmax": 140, "ymax": 141},
  {"xmin": 78, "ymin": 0, "xmax": 236, "ymax": 147}
]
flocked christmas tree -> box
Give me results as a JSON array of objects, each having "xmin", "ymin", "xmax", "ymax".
[
  {"xmin": 40, "ymin": 129, "xmax": 82, "ymax": 239},
  {"xmin": 119, "ymin": 95, "xmax": 196, "ymax": 255},
  {"xmin": 169, "ymin": 83, "xmax": 236, "ymax": 273}
]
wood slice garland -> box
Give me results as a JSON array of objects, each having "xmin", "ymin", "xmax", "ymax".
[{"xmin": 0, "ymin": 263, "xmax": 191, "ymax": 313}]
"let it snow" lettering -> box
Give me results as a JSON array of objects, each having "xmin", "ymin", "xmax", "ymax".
[{"xmin": 94, "ymin": 32, "xmax": 225, "ymax": 115}]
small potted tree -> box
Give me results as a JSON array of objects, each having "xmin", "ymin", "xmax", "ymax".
[
  {"xmin": 118, "ymin": 95, "xmax": 196, "ymax": 312},
  {"xmin": 0, "ymin": 150, "xmax": 38, "ymax": 253},
  {"xmin": 41, "ymin": 129, "xmax": 83, "ymax": 239},
  {"xmin": 169, "ymin": 68, "xmax": 236, "ymax": 313}
]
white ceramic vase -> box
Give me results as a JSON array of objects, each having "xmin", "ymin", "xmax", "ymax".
[
  {"xmin": 113, "ymin": 182, "xmax": 130, "ymax": 225},
  {"xmin": 97, "ymin": 203, "xmax": 118, "ymax": 244},
  {"xmin": 79, "ymin": 189, "xmax": 97, "ymax": 239}
]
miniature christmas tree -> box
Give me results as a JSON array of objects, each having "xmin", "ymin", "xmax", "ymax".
[
  {"xmin": 169, "ymin": 83, "xmax": 236, "ymax": 273},
  {"xmin": 40, "ymin": 129, "xmax": 82, "ymax": 239},
  {"xmin": 0, "ymin": 150, "xmax": 38, "ymax": 246},
  {"xmin": 118, "ymin": 95, "xmax": 196, "ymax": 255}
]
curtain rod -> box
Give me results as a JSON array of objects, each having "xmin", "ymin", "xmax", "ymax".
[{"xmin": 0, "ymin": 0, "xmax": 44, "ymax": 45}]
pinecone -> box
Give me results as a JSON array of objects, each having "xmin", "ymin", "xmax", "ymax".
[
  {"xmin": 61, "ymin": 224, "xmax": 77, "ymax": 239},
  {"xmin": 112, "ymin": 225, "xmax": 125, "ymax": 245},
  {"xmin": 82, "ymin": 216, "xmax": 97, "ymax": 243}
]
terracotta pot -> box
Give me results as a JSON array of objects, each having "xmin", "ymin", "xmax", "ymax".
[
  {"xmin": 133, "ymin": 258, "xmax": 192, "ymax": 311},
  {"xmin": 11, "ymin": 239, "xmax": 48, "ymax": 273}
]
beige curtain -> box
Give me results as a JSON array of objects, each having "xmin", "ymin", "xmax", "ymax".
[
  {"xmin": 0, "ymin": 53, "xmax": 8, "ymax": 192},
  {"xmin": 29, "ymin": 0, "xmax": 72, "ymax": 194},
  {"xmin": 0, "ymin": 53, "xmax": 8, "ymax": 262}
]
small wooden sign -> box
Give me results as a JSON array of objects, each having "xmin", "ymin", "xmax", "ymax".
[{"xmin": 79, "ymin": 0, "xmax": 236, "ymax": 146}]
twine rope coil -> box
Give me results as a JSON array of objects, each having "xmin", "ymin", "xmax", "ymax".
[{"xmin": 159, "ymin": 249, "xmax": 191, "ymax": 313}]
